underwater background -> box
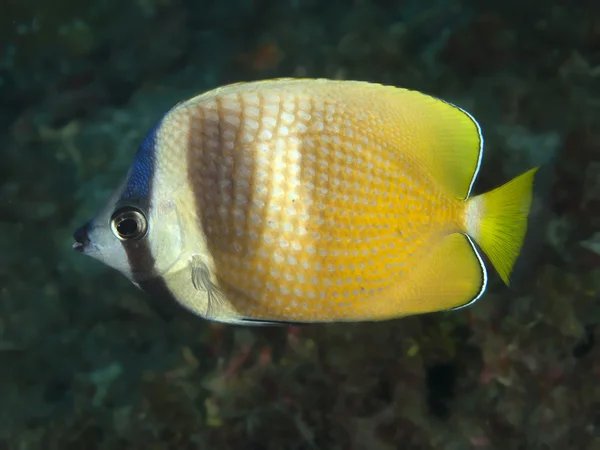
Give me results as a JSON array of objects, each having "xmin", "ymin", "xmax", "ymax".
[{"xmin": 2, "ymin": 0, "xmax": 600, "ymax": 448}]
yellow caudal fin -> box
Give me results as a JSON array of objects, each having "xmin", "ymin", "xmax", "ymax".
[{"xmin": 465, "ymin": 166, "xmax": 552, "ymax": 286}]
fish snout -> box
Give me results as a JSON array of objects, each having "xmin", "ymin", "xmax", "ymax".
[{"xmin": 72, "ymin": 222, "xmax": 91, "ymax": 252}]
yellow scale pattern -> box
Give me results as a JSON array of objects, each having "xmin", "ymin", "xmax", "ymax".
[{"xmin": 182, "ymin": 83, "xmax": 463, "ymax": 321}]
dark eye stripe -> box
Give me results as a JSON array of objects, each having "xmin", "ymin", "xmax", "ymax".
[{"xmin": 116, "ymin": 116, "xmax": 183, "ymax": 320}]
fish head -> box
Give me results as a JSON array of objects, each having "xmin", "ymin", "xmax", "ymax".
[
  {"xmin": 72, "ymin": 120, "xmax": 186, "ymax": 283},
  {"xmin": 72, "ymin": 181, "xmax": 185, "ymax": 283}
]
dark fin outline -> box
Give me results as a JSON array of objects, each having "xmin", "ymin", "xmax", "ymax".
[
  {"xmin": 434, "ymin": 97, "xmax": 484, "ymax": 200},
  {"xmin": 237, "ymin": 318, "xmax": 311, "ymax": 327},
  {"xmin": 450, "ymin": 233, "xmax": 488, "ymax": 311}
]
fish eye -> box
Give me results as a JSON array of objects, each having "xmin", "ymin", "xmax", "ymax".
[{"xmin": 110, "ymin": 207, "xmax": 148, "ymax": 241}]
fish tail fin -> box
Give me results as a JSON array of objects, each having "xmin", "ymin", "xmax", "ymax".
[{"xmin": 465, "ymin": 165, "xmax": 553, "ymax": 287}]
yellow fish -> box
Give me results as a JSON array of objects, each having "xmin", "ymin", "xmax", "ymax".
[{"xmin": 73, "ymin": 78, "xmax": 545, "ymax": 325}]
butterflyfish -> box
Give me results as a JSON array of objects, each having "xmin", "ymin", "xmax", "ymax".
[{"xmin": 72, "ymin": 78, "xmax": 546, "ymax": 325}]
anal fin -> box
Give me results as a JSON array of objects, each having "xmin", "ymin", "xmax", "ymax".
[{"xmin": 404, "ymin": 233, "xmax": 487, "ymax": 314}]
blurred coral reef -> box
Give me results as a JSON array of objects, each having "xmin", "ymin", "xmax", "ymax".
[{"xmin": 2, "ymin": 0, "xmax": 600, "ymax": 448}]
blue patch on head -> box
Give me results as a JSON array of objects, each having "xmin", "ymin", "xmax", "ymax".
[{"xmin": 121, "ymin": 119, "xmax": 162, "ymax": 201}]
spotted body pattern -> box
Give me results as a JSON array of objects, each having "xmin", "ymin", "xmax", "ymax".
[
  {"xmin": 74, "ymin": 78, "xmax": 542, "ymax": 325},
  {"xmin": 157, "ymin": 80, "xmax": 475, "ymax": 321}
]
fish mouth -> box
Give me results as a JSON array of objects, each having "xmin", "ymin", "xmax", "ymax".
[{"xmin": 72, "ymin": 222, "xmax": 91, "ymax": 253}]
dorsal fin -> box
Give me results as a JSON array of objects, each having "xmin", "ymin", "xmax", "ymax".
[{"xmin": 384, "ymin": 88, "xmax": 484, "ymax": 199}]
